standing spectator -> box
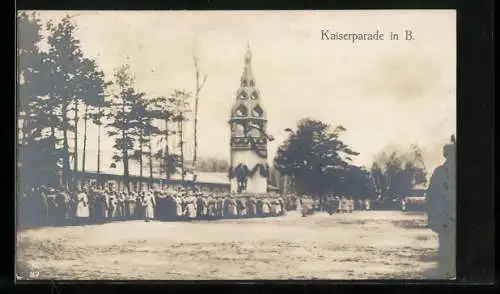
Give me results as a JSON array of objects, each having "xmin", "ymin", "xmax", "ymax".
[{"xmin": 426, "ymin": 135, "xmax": 456, "ymax": 279}]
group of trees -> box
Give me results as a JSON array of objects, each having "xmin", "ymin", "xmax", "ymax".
[
  {"xmin": 370, "ymin": 144, "xmax": 427, "ymax": 200},
  {"xmin": 195, "ymin": 158, "xmax": 229, "ymax": 173},
  {"xmin": 273, "ymin": 118, "xmax": 427, "ymax": 207},
  {"xmin": 17, "ymin": 12, "xmax": 209, "ymax": 192}
]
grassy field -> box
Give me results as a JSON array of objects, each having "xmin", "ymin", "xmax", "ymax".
[{"xmin": 16, "ymin": 210, "xmax": 439, "ymax": 280}]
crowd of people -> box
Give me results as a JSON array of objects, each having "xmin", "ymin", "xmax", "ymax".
[
  {"xmin": 17, "ymin": 184, "xmax": 293, "ymax": 228},
  {"xmin": 300, "ymin": 196, "xmax": 371, "ymax": 216}
]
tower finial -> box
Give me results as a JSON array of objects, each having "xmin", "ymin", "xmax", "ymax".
[{"xmin": 245, "ymin": 42, "xmax": 252, "ymax": 64}]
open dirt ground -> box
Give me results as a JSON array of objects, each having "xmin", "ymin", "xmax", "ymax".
[{"xmin": 16, "ymin": 210, "xmax": 439, "ymax": 280}]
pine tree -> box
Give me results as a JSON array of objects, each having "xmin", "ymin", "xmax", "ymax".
[
  {"xmin": 45, "ymin": 16, "xmax": 87, "ymax": 188},
  {"xmin": 107, "ymin": 64, "xmax": 142, "ymax": 193}
]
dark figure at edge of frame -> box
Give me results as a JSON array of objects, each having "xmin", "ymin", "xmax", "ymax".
[{"xmin": 425, "ymin": 135, "xmax": 456, "ymax": 279}]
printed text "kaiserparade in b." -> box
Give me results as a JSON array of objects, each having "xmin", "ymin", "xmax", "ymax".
[{"xmin": 321, "ymin": 29, "xmax": 415, "ymax": 42}]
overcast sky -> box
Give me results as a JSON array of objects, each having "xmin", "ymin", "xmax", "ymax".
[{"xmin": 29, "ymin": 10, "xmax": 456, "ymax": 175}]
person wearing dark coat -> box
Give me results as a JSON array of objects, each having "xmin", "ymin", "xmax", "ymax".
[
  {"xmin": 54, "ymin": 188, "xmax": 69, "ymax": 225},
  {"xmin": 36, "ymin": 186, "xmax": 49, "ymax": 226},
  {"xmin": 222, "ymin": 196, "xmax": 230, "ymax": 218},
  {"xmin": 196, "ymin": 194, "xmax": 205, "ymax": 219},
  {"xmin": 94, "ymin": 189, "xmax": 108, "ymax": 223}
]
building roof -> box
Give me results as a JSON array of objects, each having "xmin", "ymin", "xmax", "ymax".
[{"xmin": 79, "ymin": 168, "xmax": 230, "ymax": 186}]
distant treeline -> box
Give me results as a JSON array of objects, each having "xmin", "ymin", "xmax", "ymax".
[{"xmin": 188, "ymin": 158, "xmax": 229, "ymax": 173}]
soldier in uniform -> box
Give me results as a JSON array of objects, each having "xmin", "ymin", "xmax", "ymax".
[
  {"xmin": 45, "ymin": 187, "xmax": 57, "ymax": 225},
  {"xmin": 54, "ymin": 187, "xmax": 70, "ymax": 225},
  {"xmin": 216, "ymin": 196, "xmax": 224, "ymax": 219},
  {"xmin": 196, "ymin": 192, "xmax": 205, "ymax": 219},
  {"xmin": 426, "ymin": 135, "xmax": 456, "ymax": 279},
  {"xmin": 223, "ymin": 194, "xmax": 230, "ymax": 218},
  {"xmin": 92, "ymin": 188, "xmax": 105, "ymax": 223},
  {"xmin": 153, "ymin": 190, "xmax": 161, "ymax": 220},
  {"xmin": 208, "ymin": 194, "xmax": 217, "ymax": 219},
  {"xmin": 128, "ymin": 191, "xmax": 137, "ymax": 219},
  {"xmin": 163, "ymin": 190, "xmax": 175, "ymax": 221},
  {"xmin": 37, "ymin": 185, "xmax": 50, "ymax": 226},
  {"xmin": 278, "ymin": 196, "xmax": 285, "ymax": 216}
]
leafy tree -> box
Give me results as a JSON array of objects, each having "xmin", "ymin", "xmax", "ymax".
[
  {"xmin": 337, "ymin": 166, "xmax": 377, "ymax": 200},
  {"xmin": 370, "ymin": 144, "xmax": 427, "ymax": 201},
  {"xmin": 274, "ymin": 118, "xmax": 359, "ymax": 209},
  {"xmin": 196, "ymin": 157, "xmax": 229, "ymax": 173}
]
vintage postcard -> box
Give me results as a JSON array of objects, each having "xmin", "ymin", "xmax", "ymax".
[{"xmin": 16, "ymin": 10, "xmax": 456, "ymax": 280}]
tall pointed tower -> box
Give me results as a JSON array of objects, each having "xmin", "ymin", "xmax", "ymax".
[{"xmin": 229, "ymin": 45, "xmax": 269, "ymax": 194}]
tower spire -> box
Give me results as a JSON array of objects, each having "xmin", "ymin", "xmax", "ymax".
[{"xmin": 242, "ymin": 43, "xmax": 254, "ymax": 87}]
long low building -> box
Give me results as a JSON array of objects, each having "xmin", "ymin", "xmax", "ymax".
[{"xmin": 75, "ymin": 170, "xmax": 231, "ymax": 192}]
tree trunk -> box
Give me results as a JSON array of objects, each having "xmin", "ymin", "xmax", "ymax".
[
  {"xmin": 164, "ymin": 118, "xmax": 170, "ymax": 180},
  {"xmin": 50, "ymin": 107, "xmax": 55, "ymax": 143},
  {"xmin": 178, "ymin": 119, "xmax": 185, "ymax": 183},
  {"xmin": 192, "ymin": 55, "xmax": 208, "ymax": 184},
  {"xmin": 193, "ymin": 92, "xmax": 199, "ymax": 183},
  {"xmin": 122, "ymin": 99, "xmax": 130, "ymax": 193},
  {"xmin": 97, "ymin": 122, "xmax": 101, "ymax": 188},
  {"xmin": 148, "ymin": 134, "xmax": 153, "ymax": 188},
  {"xmin": 62, "ymin": 104, "xmax": 71, "ymax": 189},
  {"xmin": 97, "ymin": 110, "xmax": 101, "ymax": 175},
  {"xmin": 139, "ymin": 128, "xmax": 143, "ymax": 191},
  {"xmin": 82, "ymin": 104, "xmax": 89, "ymax": 172},
  {"xmin": 73, "ymin": 100, "xmax": 79, "ymax": 176},
  {"xmin": 21, "ymin": 117, "xmax": 27, "ymax": 145}
]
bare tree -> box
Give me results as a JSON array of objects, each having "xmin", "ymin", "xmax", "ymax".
[{"xmin": 192, "ymin": 48, "xmax": 209, "ymax": 183}]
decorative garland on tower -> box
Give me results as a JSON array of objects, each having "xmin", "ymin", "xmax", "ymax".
[
  {"xmin": 228, "ymin": 163, "xmax": 270, "ymax": 179},
  {"xmin": 248, "ymin": 136, "xmax": 268, "ymax": 158}
]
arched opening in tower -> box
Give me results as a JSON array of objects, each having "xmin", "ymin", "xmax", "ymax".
[
  {"xmin": 238, "ymin": 90, "xmax": 248, "ymax": 100},
  {"xmin": 251, "ymin": 105, "xmax": 264, "ymax": 117},
  {"xmin": 251, "ymin": 91, "xmax": 259, "ymax": 100},
  {"xmin": 235, "ymin": 104, "xmax": 248, "ymax": 117}
]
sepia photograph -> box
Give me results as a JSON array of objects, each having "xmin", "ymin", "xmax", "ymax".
[{"xmin": 16, "ymin": 10, "xmax": 456, "ymax": 280}]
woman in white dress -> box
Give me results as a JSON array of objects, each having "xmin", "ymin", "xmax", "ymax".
[
  {"xmin": 261, "ymin": 198, "xmax": 270, "ymax": 216},
  {"xmin": 175, "ymin": 194, "xmax": 183, "ymax": 218},
  {"xmin": 75, "ymin": 189, "xmax": 90, "ymax": 224},
  {"xmin": 228, "ymin": 198, "xmax": 238, "ymax": 217},
  {"xmin": 364, "ymin": 199, "xmax": 371, "ymax": 210},
  {"xmin": 142, "ymin": 192, "xmax": 156, "ymax": 222}
]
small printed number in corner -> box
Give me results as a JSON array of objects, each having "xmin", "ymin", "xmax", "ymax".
[{"xmin": 29, "ymin": 271, "xmax": 40, "ymax": 279}]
